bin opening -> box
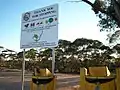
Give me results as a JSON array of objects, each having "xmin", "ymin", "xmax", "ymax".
[{"xmin": 32, "ymin": 76, "xmax": 54, "ymax": 85}]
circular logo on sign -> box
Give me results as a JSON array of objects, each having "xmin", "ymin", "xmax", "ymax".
[
  {"xmin": 49, "ymin": 18, "xmax": 54, "ymax": 23},
  {"xmin": 23, "ymin": 12, "xmax": 30, "ymax": 21}
]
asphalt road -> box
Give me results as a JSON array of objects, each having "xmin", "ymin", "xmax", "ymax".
[{"xmin": 0, "ymin": 72, "xmax": 80, "ymax": 90}]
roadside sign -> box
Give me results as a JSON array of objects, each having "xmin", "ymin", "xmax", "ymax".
[{"xmin": 20, "ymin": 4, "xmax": 58, "ymax": 49}]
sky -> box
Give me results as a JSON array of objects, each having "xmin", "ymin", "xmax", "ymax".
[{"xmin": 0, "ymin": 0, "xmax": 108, "ymax": 52}]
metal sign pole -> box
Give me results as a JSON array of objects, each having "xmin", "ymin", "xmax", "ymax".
[
  {"xmin": 22, "ymin": 49, "xmax": 25, "ymax": 90},
  {"xmin": 52, "ymin": 48, "xmax": 55, "ymax": 75}
]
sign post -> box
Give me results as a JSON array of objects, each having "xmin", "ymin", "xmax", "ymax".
[
  {"xmin": 52, "ymin": 48, "xmax": 55, "ymax": 74},
  {"xmin": 22, "ymin": 49, "xmax": 25, "ymax": 90},
  {"xmin": 20, "ymin": 4, "xmax": 58, "ymax": 90}
]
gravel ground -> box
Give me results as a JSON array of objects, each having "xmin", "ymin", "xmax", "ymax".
[{"xmin": 0, "ymin": 72, "xmax": 80, "ymax": 90}]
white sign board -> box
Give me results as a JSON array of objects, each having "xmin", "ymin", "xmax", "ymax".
[{"xmin": 20, "ymin": 4, "xmax": 58, "ymax": 49}]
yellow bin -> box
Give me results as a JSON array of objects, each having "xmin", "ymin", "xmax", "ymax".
[
  {"xmin": 80, "ymin": 66, "xmax": 116, "ymax": 90},
  {"xmin": 30, "ymin": 68, "xmax": 56, "ymax": 90}
]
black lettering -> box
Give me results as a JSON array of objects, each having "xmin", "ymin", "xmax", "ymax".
[
  {"xmin": 51, "ymin": 7, "xmax": 53, "ymax": 10},
  {"xmin": 41, "ymin": 9, "xmax": 44, "ymax": 12},
  {"xmin": 39, "ymin": 13, "xmax": 45, "ymax": 16},
  {"xmin": 51, "ymin": 11, "xmax": 56, "ymax": 13},
  {"xmin": 32, "ymin": 14, "xmax": 38, "ymax": 18},
  {"xmin": 36, "ymin": 15, "xmax": 38, "ymax": 17},
  {"xmin": 41, "ymin": 9, "xmax": 46, "ymax": 12},
  {"xmin": 47, "ymin": 7, "xmax": 53, "ymax": 10},
  {"xmin": 47, "ymin": 8, "xmax": 50, "ymax": 10},
  {"xmin": 44, "ymin": 9, "xmax": 46, "ymax": 11}
]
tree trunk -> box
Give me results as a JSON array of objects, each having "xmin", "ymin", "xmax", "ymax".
[{"xmin": 113, "ymin": 0, "xmax": 120, "ymax": 27}]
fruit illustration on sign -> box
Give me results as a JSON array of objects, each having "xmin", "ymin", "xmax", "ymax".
[{"xmin": 33, "ymin": 34, "xmax": 40, "ymax": 42}]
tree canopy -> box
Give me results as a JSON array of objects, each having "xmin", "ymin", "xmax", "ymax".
[
  {"xmin": 0, "ymin": 38, "xmax": 118, "ymax": 73},
  {"xmin": 79, "ymin": 0, "xmax": 120, "ymax": 43}
]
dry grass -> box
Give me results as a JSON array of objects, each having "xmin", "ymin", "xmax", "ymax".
[{"xmin": 57, "ymin": 85, "xmax": 80, "ymax": 90}]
